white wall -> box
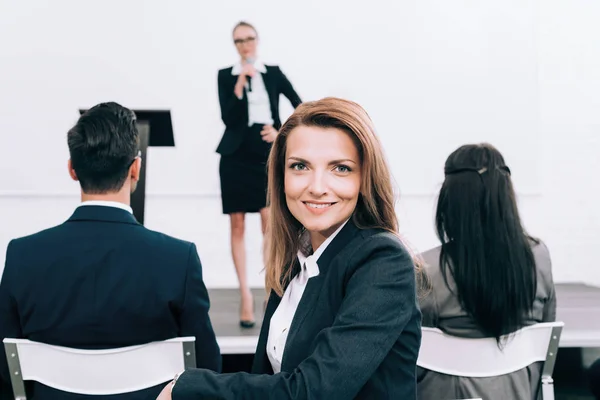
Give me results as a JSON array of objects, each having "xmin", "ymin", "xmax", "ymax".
[
  {"xmin": 0, "ymin": 0, "xmax": 598, "ymax": 288},
  {"xmin": 536, "ymin": 0, "xmax": 600, "ymax": 284}
]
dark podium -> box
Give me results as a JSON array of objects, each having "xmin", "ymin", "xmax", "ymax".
[{"xmin": 78, "ymin": 109, "xmax": 175, "ymax": 225}]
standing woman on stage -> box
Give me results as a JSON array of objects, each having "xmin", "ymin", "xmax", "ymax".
[{"xmin": 216, "ymin": 21, "xmax": 302, "ymax": 327}]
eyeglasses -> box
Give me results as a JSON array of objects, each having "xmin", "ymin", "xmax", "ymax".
[{"xmin": 233, "ymin": 36, "xmax": 256, "ymax": 45}]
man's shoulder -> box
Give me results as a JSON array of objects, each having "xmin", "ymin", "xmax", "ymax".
[
  {"xmin": 9, "ymin": 223, "xmax": 65, "ymax": 248},
  {"xmin": 4, "ymin": 224, "xmax": 67, "ymax": 272},
  {"xmin": 138, "ymin": 227, "xmax": 195, "ymax": 252},
  {"xmin": 7, "ymin": 223, "xmax": 195, "ymax": 261}
]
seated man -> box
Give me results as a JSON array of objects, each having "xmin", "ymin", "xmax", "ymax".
[{"xmin": 0, "ymin": 102, "xmax": 221, "ymax": 400}]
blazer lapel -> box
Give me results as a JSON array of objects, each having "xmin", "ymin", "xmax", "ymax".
[
  {"xmin": 280, "ymin": 220, "xmax": 360, "ymax": 369},
  {"xmin": 261, "ymin": 69, "xmax": 279, "ymax": 119}
]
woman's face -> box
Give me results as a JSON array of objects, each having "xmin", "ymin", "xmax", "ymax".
[
  {"xmin": 233, "ymin": 25, "xmax": 258, "ymax": 61},
  {"xmin": 284, "ymin": 125, "xmax": 362, "ymax": 250}
]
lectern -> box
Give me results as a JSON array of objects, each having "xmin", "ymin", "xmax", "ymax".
[{"xmin": 78, "ymin": 109, "xmax": 175, "ymax": 225}]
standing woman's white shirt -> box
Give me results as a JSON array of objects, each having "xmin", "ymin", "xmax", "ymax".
[
  {"xmin": 231, "ymin": 60, "xmax": 273, "ymax": 126},
  {"xmin": 266, "ymin": 219, "xmax": 349, "ymax": 373}
]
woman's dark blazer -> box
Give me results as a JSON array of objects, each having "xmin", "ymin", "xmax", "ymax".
[
  {"xmin": 172, "ymin": 219, "xmax": 422, "ymax": 399},
  {"xmin": 215, "ymin": 64, "xmax": 302, "ymax": 156}
]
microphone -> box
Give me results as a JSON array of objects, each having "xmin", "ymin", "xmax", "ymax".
[{"xmin": 245, "ymin": 57, "xmax": 255, "ymax": 92}]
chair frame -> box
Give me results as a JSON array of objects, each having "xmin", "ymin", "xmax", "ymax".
[
  {"xmin": 3, "ymin": 337, "xmax": 196, "ymax": 400},
  {"xmin": 417, "ymin": 322, "xmax": 564, "ymax": 400}
]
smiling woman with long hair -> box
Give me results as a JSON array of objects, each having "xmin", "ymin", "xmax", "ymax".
[
  {"xmin": 418, "ymin": 143, "xmax": 557, "ymax": 400},
  {"xmin": 157, "ymin": 97, "xmax": 421, "ymax": 400}
]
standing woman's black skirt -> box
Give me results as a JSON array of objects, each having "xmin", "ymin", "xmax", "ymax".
[{"xmin": 219, "ymin": 123, "xmax": 271, "ymax": 214}]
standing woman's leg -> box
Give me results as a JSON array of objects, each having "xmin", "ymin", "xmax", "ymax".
[{"xmin": 229, "ymin": 212, "xmax": 255, "ymax": 326}]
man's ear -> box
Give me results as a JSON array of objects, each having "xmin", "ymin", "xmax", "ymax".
[
  {"xmin": 130, "ymin": 157, "xmax": 141, "ymax": 183},
  {"xmin": 68, "ymin": 159, "xmax": 78, "ymax": 181}
]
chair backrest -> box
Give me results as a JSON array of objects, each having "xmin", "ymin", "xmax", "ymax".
[
  {"xmin": 3, "ymin": 337, "xmax": 196, "ymax": 398},
  {"xmin": 417, "ymin": 322, "xmax": 564, "ymax": 378}
]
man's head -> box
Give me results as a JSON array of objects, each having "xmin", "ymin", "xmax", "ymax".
[{"xmin": 67, "ymin": 102, "xmax": 141, "ymax": 195}]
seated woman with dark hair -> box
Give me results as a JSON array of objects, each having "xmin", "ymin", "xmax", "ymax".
[{"xmin": 418, "ymin": 143, "xmax": 557, "ymax": 400}]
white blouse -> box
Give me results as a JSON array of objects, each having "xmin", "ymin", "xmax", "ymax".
[
  {"xmin": 266, "ymin": 220, "xmax": 349, "ymax": 373},
  {"xmin": 231, "ymin": 59, "xmax": 273, "ymax": 126}
]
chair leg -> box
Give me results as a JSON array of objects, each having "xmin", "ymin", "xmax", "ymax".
[
  {"xmin": 541, "ymin": 377, "xmax": 554, "ymax": 400},
  {"xmin": 4, "ymin": 342, "xmax": 27, "ymax": 400}
]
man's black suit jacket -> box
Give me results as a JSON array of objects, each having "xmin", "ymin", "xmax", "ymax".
[{"xmin": 0, "ymin": 205, "xmax": 221, "ymax": 399}]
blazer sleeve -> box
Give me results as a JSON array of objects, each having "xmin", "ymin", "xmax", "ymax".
[
  {"xmin": 0, "ymin": 241, "xmax": 22, "ymax": 398},
  {"xmin": 276, "ymin": 66, "xmax": 302, "ymax": 108},
  {"xmin": 538, "ymin": 242, "xmax": 557, "ymax": 322},
  {"xmin": 178, "ymin": 244, "xmax": 222, "ymax": 372},
  {"xmin": 218, "ymin": 69, "xmax": 246, "ymax": 127},
  {"xmin": 543, "ymin": 285, "xmax": 557, "ymax": 322},
  {"xmin": 172, "ymin": 234, "xmax": 417, "ymax": 400},
  {"xmin": 418, "ymin": 259, "xmax": 439, "ymax": 328},
  {"xmin": 419, "ymin": 285, "xmax": 438, "ymax": 328}
]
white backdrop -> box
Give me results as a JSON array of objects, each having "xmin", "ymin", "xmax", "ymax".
[{"xmin": 0, "ymin": 0, "xmax": 598, "ymax": 288}]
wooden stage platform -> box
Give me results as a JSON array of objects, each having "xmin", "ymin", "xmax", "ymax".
[{"xmin": 208, "ymin": 283, "xmax": 600, "ymax": 355}]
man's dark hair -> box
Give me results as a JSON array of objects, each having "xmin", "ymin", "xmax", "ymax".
[{"xmin": 68, "ymin": 102, "xmax": 138, "ymax": 194}]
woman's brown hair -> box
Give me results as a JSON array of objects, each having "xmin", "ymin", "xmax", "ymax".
[
  {"xmin": 232, "ymin": 21, "xmax": 257, "ymax": 37},
  {"xmin": 265, "ymin": 97, "xmax": 402, "ymax": 296}
]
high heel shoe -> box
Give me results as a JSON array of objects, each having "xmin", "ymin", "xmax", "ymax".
[
  {"xmin": 239, "ymin": 298, "xmax": 256, "ymax": 329},
  {"xmin": 240, "ymin": 319, "xmax": 255, "ymax": 329}
]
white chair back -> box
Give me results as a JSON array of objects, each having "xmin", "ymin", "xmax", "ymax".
[
  {"xmin": 3, "ymin": 337, "xmax": 196, "ymax": 399},
  {"xmin": 417, "ymin": 322, "xmax": 563, "ymax": 400}
]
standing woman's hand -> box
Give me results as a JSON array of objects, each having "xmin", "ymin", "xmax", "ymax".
[
  {"xmin": 234, "ymin": 63, "xmax": 256, "ymax": 98},
  {"xmin": 260, "ymin": 125, "xmax": 278, "ymax": 143}
]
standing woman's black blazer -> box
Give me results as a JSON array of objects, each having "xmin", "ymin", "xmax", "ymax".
[
  {"xmin": 215, "ymin": 65, "xmax": 302, "ymax": 156},
  {"xmin": 173, "ymin": 219, "xmax": 422, "ymax": 399}
]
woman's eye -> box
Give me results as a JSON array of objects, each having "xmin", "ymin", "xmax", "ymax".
[
  {"xmin": 335, "ymin": 165, "xmax": 351, "ymax": 173},
  {"xmin": 290, "ymin": 163, "xmax": 307, "ymax": 171}
]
